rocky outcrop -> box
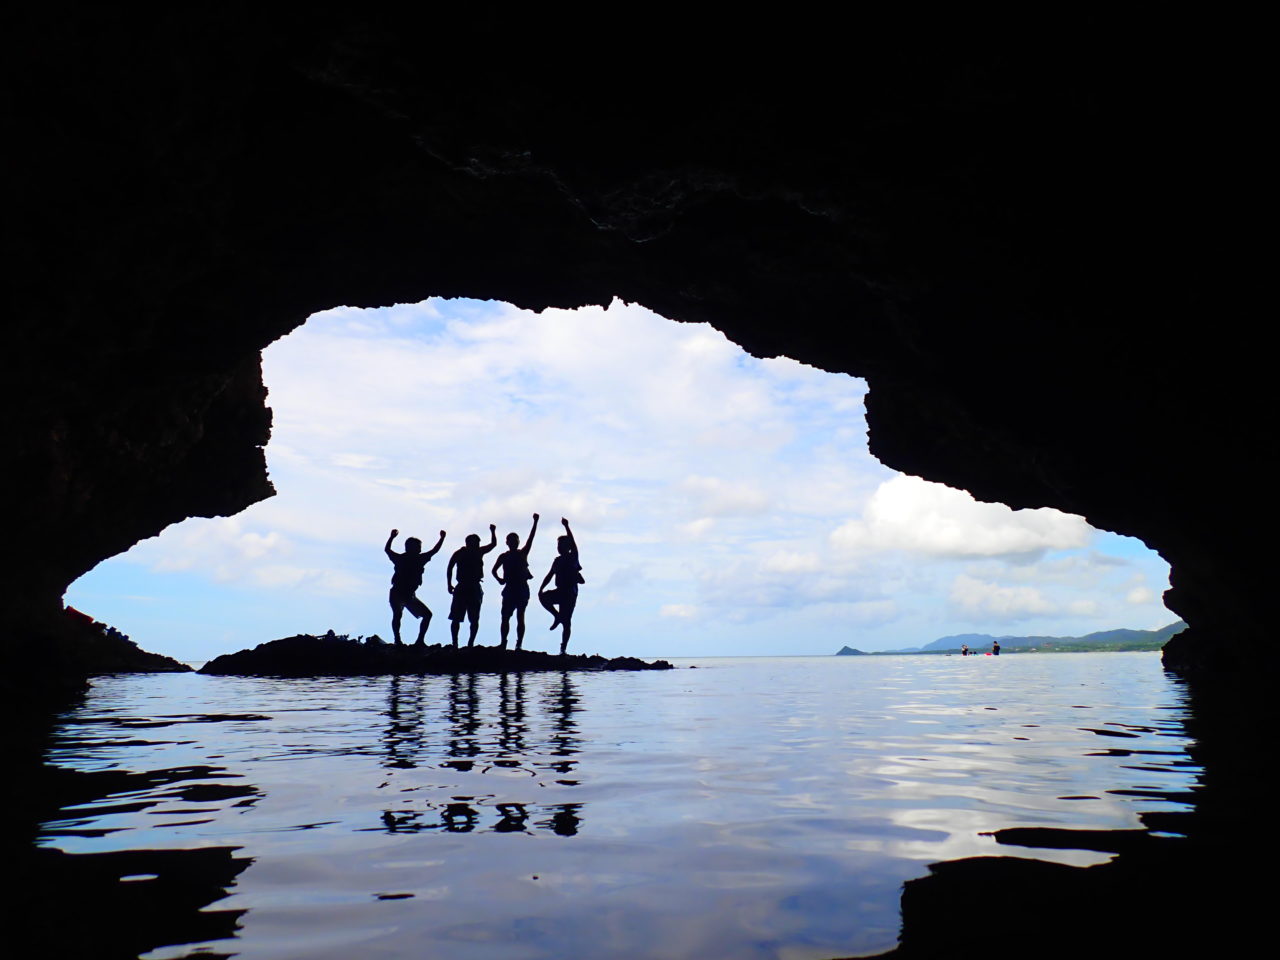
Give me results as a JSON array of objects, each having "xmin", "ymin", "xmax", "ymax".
[
  {"xmin": 5, "ymin": 609, "xmax": 189, "ymax": 702},
  {"xmin": 198, "ymin": 633, "xmax": 673, "ymax": 676},
  {"xmin": 4, "ymin": 12, "xmax": 1260, "ymax": 682}
]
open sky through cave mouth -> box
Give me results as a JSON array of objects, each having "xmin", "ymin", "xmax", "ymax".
[{"xmin": 68, "ymin": 299, "xmax": 1173, "ymax": 662}]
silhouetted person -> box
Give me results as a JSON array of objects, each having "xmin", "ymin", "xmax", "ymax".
[
  {"xmin": 538, "ymin": 518, "xmax": 583, "ymax": 655},
  {"xmin": 385, "ymin": 529, "xmax": 446, "ymax": 645},
  {"xmin": 992, "ymin": 639, "xmax": 1001, "ymax": 656},
  {"xmin": 493, "ymin": 513, "xmax": 539, "ymax": 650},
  {"xmin": 447, "ymin": 524, "xmax": 497, "ymax": 647},
  {"xmin": 961, "ymin": 643, "xmax": 969, "ymax": 656}
]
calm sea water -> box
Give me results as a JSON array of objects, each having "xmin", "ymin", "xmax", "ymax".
[{"xmin": 38, "ymin": 652, "xmax": 1197, "ymax": 959}]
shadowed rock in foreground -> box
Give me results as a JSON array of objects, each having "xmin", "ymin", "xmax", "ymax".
[{"xmin": 198, "ymin": 633, "xmax": 674, "ymax": 677}]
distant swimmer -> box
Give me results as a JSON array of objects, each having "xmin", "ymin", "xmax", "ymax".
[
  {"xmin": 992, "ymin": 640, "xmax": 1001, "ymax": 656},
  {"xmin": 539, "ymin": 518, "xmax": 584, "ymax": 655},
  {"xmin": 961, "ymin": 643, "xmax": 970, "ymax": 656},
  {"xmin": 385, "ymin": 529, "xmax": 446, "ymax": 645},
  {"xmin": 493, "ymin": 513, "xmax": 539, "ymax": 650},
  {"xmin": 447, "ymin": 524, "xmax": 497, "ymax": 648}
]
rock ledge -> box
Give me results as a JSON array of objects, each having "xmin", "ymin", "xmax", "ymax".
[{"xmin": 198, "ymin": 634, "xmax": 673, "ymax": 677}]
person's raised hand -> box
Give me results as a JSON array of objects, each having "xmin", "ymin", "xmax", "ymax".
[
  {"xmin": 439, "ymin": 530, "xmax": 446, "ymax": 538},
  {"xmin": 390, "ymin": 529, "xmax": 398, "ymax": 538},
  {"xmin": 561, "ymin": 517, "xmax": 569, "ymax": 527},
  {"xmin": 533, "ymin": 513, "xmax": 540, "ymax": 521},
  {"xmin": 489, "ymin": 523, "xmax": 497, "ymax": 533}
]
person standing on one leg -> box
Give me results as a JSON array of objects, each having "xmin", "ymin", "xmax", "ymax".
[
  {"xmin": 493, "ymin": 513, "xmax": 539, "ymax": 650},
  {"xmin": 447, "ymin": 524, "xmax": 497, "ymax": 648},
  {"xmin": 538, "ymin": 517, "xmax": 584, "ymax": 655},
  {"xmin": 385, "ymin": 529, "xmax": 446, "ymax": 645}
]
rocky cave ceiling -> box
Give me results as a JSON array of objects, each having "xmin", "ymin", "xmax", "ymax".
[{"xmin": 5, "ymin": 11, "xmax": 1262, "ymax": 674}]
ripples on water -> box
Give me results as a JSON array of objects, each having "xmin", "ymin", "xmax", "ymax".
[{"xmin": 37, "ymin": 652, "xmax": 1198, "ymax": 959}]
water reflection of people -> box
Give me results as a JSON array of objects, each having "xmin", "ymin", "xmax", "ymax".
[
  {"xmin": 494, "ymin": 802, "xmax": 529, "ymax": 833},
  {"xmin": 539, "ymin": 518, "xmax": 584, "ymax": 654},
  {"xmin": 543, "ymin": 802, "xmax": 583, "ymax": 836},
  {"xmin": 383, "ymin": 674, "xmax": 427, "ymax": 769},
  {"xmin": 493, "ymin": 513, "xmax": 539, "ymax": 650},
  {"xmin": 442, "ymin": 801, "xmax": 479, "ymax": 832},
  {"xmin": 376, "ymin": 671, "xmax": 588, "ymax": 837},
  {"xmin": 444, "ymin": 673, "xmax": 482, "ymax": 771},
  {"xmin": 496, "ymin": 672, "xmax": 528, "ymax": 758},
  {"xmin": 543, "ymin": 671, "xmax": 581, "ymax": 775},
  {"xmin": 384, "ymin": 529, "xmax": 446, "ymax": 645}
]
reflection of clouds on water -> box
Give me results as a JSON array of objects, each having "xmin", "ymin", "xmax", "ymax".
[
  {"xmin": 35, "ymin": 657, "xmax": 1204, "ymax": 960},
  {"xmin": 376, "ymin": 671, "xmax": 585, "ymax": 835},
  {"xmin": 31, "ymin": 709, "xmax": 265, "ymax": 958}
]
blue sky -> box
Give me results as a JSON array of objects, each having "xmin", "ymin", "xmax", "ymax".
[{"xmin": 67, "ymin": 299, "xmax": 1174, "ymax": 661}]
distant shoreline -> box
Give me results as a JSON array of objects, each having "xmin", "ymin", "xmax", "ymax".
[{"xmin": 837, "ymin": 621, "xmax": 1185, "ymax": 657}]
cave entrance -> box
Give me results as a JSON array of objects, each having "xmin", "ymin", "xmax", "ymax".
[{"xmin": 66, "ymin": 298, "xmax": 1173, "ymax": 663}]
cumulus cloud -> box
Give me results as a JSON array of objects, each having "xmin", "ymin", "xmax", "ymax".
[
  {"xmin": 149, "ymin": 517, "xmax": 285, "ymax": 577},
  {"xmin": 831, "ymin": 475, "xmax": 1090, "ymax": 559},
  {"xmin": 950, "ymin": 574, "xmax": 1057, "ymax": 619},
  {"xmin": 1127, "ymin": 586, "xmax": 1156, "ymax": 604}
]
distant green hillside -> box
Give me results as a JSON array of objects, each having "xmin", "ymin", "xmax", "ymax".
[{"xmin": 845, "ymin": 621, "xmax": 1187, "ymax": 656}]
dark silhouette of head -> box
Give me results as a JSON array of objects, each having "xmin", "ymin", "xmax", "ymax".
[
  {"xmin": 557, "ymin": 535, "xmax": 572, "ymax": 554},
  {"xmin": 466, "ymin": 534, "xmax": 481, "ymax": 548},
  {"xmin": 405, "ymin": 537, "xmax": 422, "ymax": 553},
  {"xmin": 506, "ymin": 532, "xmax": 520, "ymax": 548}
]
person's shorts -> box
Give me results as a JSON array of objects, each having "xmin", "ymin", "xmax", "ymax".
[
  {"xmin": 389, "ymin": 588, "xmax": 429, "ymax": 619},
  {"xmin": 449, "ymin": 583, "xmax": 483, "ymax": 622},
  {"xmin": 501, "ymin": 582, "xmax": 531, "ymax": 618},
  {"xmin": 541, "ymin": 587, "xmax": 578, "ymax": 620}
]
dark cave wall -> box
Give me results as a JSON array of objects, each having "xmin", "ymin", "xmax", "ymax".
[{"xmin": 4, "ymin": 11, "xmax": 1260, "ymax": 672}]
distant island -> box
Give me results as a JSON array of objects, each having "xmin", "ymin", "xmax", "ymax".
[{"xmin": 836, "ymin": 621, "xmax": 1186, "ymax": 656}]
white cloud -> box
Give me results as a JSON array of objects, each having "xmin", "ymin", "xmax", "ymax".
[
  {"xmin": 148, "ymin": 517, "xmax": 285, "ymax": 575},
  {"xmin": 760, "ymin": 551, "xmax": 822, "ymax": 573},
  {"xmin": 331, "ymin": 453, "xmax": 388, "ymax": 470},
  {"xmin": 678, "ymin": 518, "xmax": 716, "ymax": 540},
  {"xmin": 660, "ymin": 604, "xmax": 698, "ymax": 619},
  {"xmin": 1127, "ymin": 586, "xmax": 1156, "ymax": 604},
  {"xmin": 249, "ymin": 565, "xmax": 366, "ymax": 593},
  {"xmin": 950, "ymin": 574, "xmax": 1057, "ymax": 620},
  {"xmin": 680, "ymin": 475, "xmax": 770, "ymax": 517},
  {"xmin": 831, "ymin": 475, "xmax": 1090, "ymax": 559}
]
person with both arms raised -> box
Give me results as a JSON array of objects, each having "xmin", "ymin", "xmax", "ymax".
[
  {"xmin": 447, "ymin": 523, "xmax": 497, "ymax": 648},
  {"xmin": 384, "ymin": 528, "xmax": 446, "ymax": 645},
  {"xmin": 492, "ymin": 513, "xmax": 539, "ymax": 651}
]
